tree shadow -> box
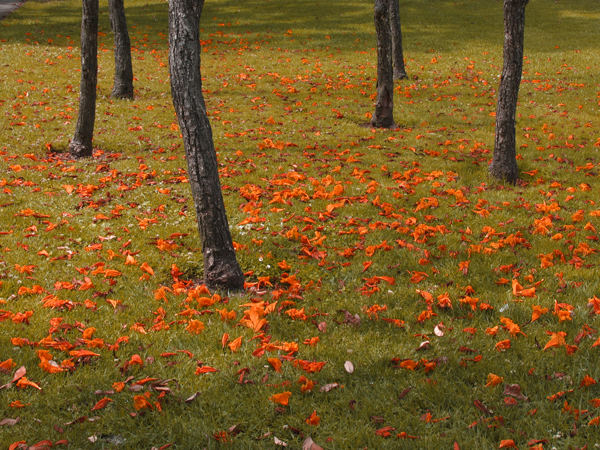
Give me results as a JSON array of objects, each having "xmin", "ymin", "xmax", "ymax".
[
  {"xmin": 2, "ymin": 0, "xmax": 599, "ymax": 55},
  {"xmin": 402, "ymin": 0, "xmax": 600, "ymax": 54},
  {"xmin": 1, "ymin": 0, "xmax": 597, "ymax": 54}
]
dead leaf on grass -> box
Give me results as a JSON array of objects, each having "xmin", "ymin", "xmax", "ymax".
[
  {"xmin": 320, "ymin": 382, "xmax": 339, "ymax": 392},
  {"xmin": 12, "ymin": 366, "xmax": 26, "ymax": 383},
  {"xmin": 274, "ymin": 436, "xmax": 288, "ymax": 446},
  {"xmin": 503, "ymin": 384, "xmax": 528, "ymax": 401},
  {"xmin": 0, "ymin": 417, "xmax": 20, "ymax": 426},
  {"xmin": 302, "ymin": 436, "xmax": 324, "ymax": 450},
  {"xmin": 344, "ymin": 360, "xmax": 354, "ymax": 373}
]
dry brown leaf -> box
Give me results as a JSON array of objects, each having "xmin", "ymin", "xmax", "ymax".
[
  {"xmin": 0, "ymin": 417, "xmax": 20, "ymax": 426},
  {"xmin": 320, "ymin": 382, "xmax": 339, "ymax": 392},
  {"xmin": 344, "ymin": 360, "xmax": 354, "ymax": 373},
  {"xmin": 339, "ymin": 310, "xmax": 361, "ymax": 326},
  {"xmin": 302, "ymin": 436, "xmax": 324, "ymax": 450},
  {"xmin": 473, "ymin": 399, "xmax": 493, "ymax": 415},
  {"xmin": 185, "ymin": 392, "xmax": 200, "ymax": 403},
  {"xmin": 503, "ymin": 383, "xmax": 528, "ymax": 401},
  {"xmin": 398, "ymin": 387, "xmax": 412, "ymax": 400},
  {"xmin": 416, "ymin": 340, "xmax": 431, "ymax": 351},
  {"xmin": 12, "ymin": 366, "xmax": 26, "ymax": 383},
  {"xmin": 274, "ymin": 436, "xmax": 288, "ymax": 447}
]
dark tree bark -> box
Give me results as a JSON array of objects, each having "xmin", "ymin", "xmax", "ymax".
[
  {"xmin": 489, "ymin": 0, "xmax": 529, "ymax": 184},
  {"xmin": 109, "ymin": 0, "xmax": 134, "ymax": 99},
  {"xmin": 389, "ymin": 0, "xmax": 407, "ymax": 80},
  {"xmin": 168, "ymin": 0, "xmax": 244, "ymax": 291},
  {"xmin": 69, "ymin": 0, "xmax": 98, "ymax": 158},
  {"xmin": 371, "ymin": 0, "xmax": 395, "ymax": 128}
]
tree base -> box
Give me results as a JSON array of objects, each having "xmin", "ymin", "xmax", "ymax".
[
  {"xmin": 68, "ymin": 140, "xmax": 93, "ymax": 158},
  {"xmin": 111, "ymin": 86, "xmax": 134, "ymax": 100},
  {"xmin": 489, "ymin": 164, "xmax": 518, "ymax": 185},
  {"xmin": 370, "ymin": 117, "xmax": 396, "ymax": 129},
  {"xmin": 203, "ymin": 247, "xmax": 245, "ymax": 292},
  {"xmin": 204, "ymin": 265, "xmax": 245, "ymax": 292}
]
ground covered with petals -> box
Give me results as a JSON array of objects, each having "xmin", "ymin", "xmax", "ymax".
[{"xmin": 1, "ymin": 0, "xmax": 600, "ymax": 448}]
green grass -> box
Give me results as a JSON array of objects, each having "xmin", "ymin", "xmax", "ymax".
[{"xmin": 1, "ymin": 0, "xmax": 600, "ymax": 447}]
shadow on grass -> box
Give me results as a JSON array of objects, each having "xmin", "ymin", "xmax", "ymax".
[{"xmin": 2, "ymin": 0, "xmax": 598, "ymax": 55}]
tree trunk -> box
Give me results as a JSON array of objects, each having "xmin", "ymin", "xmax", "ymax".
[
  {"xmin": 489, "ymin": 0, "xmax": 528, "ymax": 184},
  {"xmin": 168, "ymin": 0, "xmax": 244, "ymax": 291},
  {"xmin": 371, "ymin": 0, "xmax": 395, "ymax": 128},
  {"xmin": 109, "ymin": 0, "xmax": 134, "ymax": 99},
  {"xmin": 69, "ymin": 0, "xmax": 98, "ymax": 158},
  {"xmin": 389, "ymin": 0, "xmax": 407, "ymax": 80}
]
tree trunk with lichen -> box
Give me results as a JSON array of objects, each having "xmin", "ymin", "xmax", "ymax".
[
  {"xmin": 371, "ymin": 0, "xmax": 395, "ymax": 128},
  {"xmin": 389, "ymin": 0, "xmax": 407, "ymax": 80},
  {"xmin": 109, "ymin": 0, "xmax": 134, "ymax": 99},
  {"xmin": 69, "ymin": 0, "xmax": 98, "ymax": 158},
  {"xmin": 490, "ymin": 0, "xmax": 528, "ymax": 184},
  {"xmin": 168, "ymin": 0, "xmax": 244, "ymax": 291}
]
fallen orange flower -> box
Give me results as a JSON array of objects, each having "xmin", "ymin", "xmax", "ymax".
[
  {"xmin": 530, "ymin": 305, "xmax": 549, "ymax": 322},
  {"xmin": 239, "ymin": 308, "xmax": 267, "ymax": 331},
  {"xmin": 500, "ymin": 317, "xmax": 525, "ymax": 337},
  {"xmin": 398, "ymin": 359, "xmax": 418, "ymax": 370},
  {"xmin": 397, "ymin": 431, "xmax": 419, "ymax": 439},
  {"xmin": 0, "ymin": 358, "xmax": 16, "ymax": 372},
  {"xmin": 82, "ymin": 327, "xmax": 96, "ymax": 339},
  {"xmin": 495, "ymin": 339, "xmax": 511, "ymax": 351},
  {"xmin": 221, "ymin": 333, "xmax": 229, "ymax": 349},
  {"xmin": 125, "ymin": 254, "xmax": 138, "ymax": 265},
  {"xmin": 293, "ymin": 359, "xmax": 326, "ymax": 373},
  {"xmin": 228, "ymin": 336, "xmax": 243, "ymax": 352},
  {"xmin": 580, "ymin": 375, "xmax": 596, "ymax": 387},
  {"xmin": 104, "ymin": 269, "xmax": 122, "ymax": 278},
  {"xmin": 128, "ymin": 354, "xmax": 144, "ymax": 366},
  {"xmin": 375, "ymin": 426, "xmax": 395, "ymax": 437},
  {"xmin": 268, "ymin": 357, "xmax": 282, "ymax": 372},
  {"xmin": 409, "ymin": 271, "xmax": 428, "ymax": 284},
  {"xmin": 298, "ymin": 375, "xmax": 315, "ymax": 392},
  {"xmin": 16, "ymin": 377, "xmax": 42, "ymax": 390},
  {"xmin": 69, "ymin": 350, "xmax": 100, "ymax": 358},
  {"xmin": 303, "ymin": 337, "xmax": 319, "ymax": 346},
  {"xmin": 485, "ymin": 373, "xmax": 504, "ymax": 387},
  {"xmin": 195, "ymin": 366, "xmax": 218, "ymax": 375},
  {"xmin": 269, "ymin": 391, "xmax": 291, "ymax": 406},
  {"xmin": 91, "ymin": 397, "xmax": 113, "ymax": 411},
  {"xmin": 9, "ymin": 400, "xmax": 27, "ymax": 408},
  {"xmin": 306, "ymin": 410, "xmax": 320, "ymax": 425},
  {"xmin": 133, "ymin": 394, "xmax": 154, "ymax": 411},
  {"xmin": 589, "ymin": 416, "xmax": 600, "ymax": 426},
  {"xmin": 39, "ymin": 358, "xmax": 65, "ymax": 374},
  {"xmin": 186, "ymin": 319, "xmax": 205, "ymax": 334},
  {"xmin": 485, "ymin": 326, "xmax": 499, "ymax": 336},
  {"xmin": 543, "ymin": 331, "xmax": 566, "ymax": 351},
  {"xmin": 216, "ymin": 308, "xmax": 236, "ymax": 321}
]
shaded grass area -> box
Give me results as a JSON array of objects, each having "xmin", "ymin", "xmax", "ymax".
[{"xmin": 1, "ymin": 0, "xmax": 600, "ymax": 448}]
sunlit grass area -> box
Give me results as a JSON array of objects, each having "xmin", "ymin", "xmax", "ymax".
[{"xmin": 1, "ymin": 0, "xmax": 600, "ymax": 447}]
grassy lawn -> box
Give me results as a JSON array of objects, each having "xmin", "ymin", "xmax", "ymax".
[{"xmin": 1, "ymin": 0, "xmax": 600, "ymax": 447}]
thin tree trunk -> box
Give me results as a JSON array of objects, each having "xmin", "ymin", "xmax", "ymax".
[
  {"xmin": 69, "ymin": 0, "xmax": 98, "ymax": 158},
  {"xmin": 489, "ymin": 0, "xmax": 528, "ymax": 184},
  {"xmin": 371, "ymin": 0, "xmax": 395, "ymax": 128},
  {"xmin": 389, "ymin": 0, "xmax": 407, "ymax": 80},
  {"xmin": 109, "ymin": 0, "xmax": 134, "ymax": 99},
  {"xmin": 168, "ymin": 0, "xmax": 244, "ymax": 291}
]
